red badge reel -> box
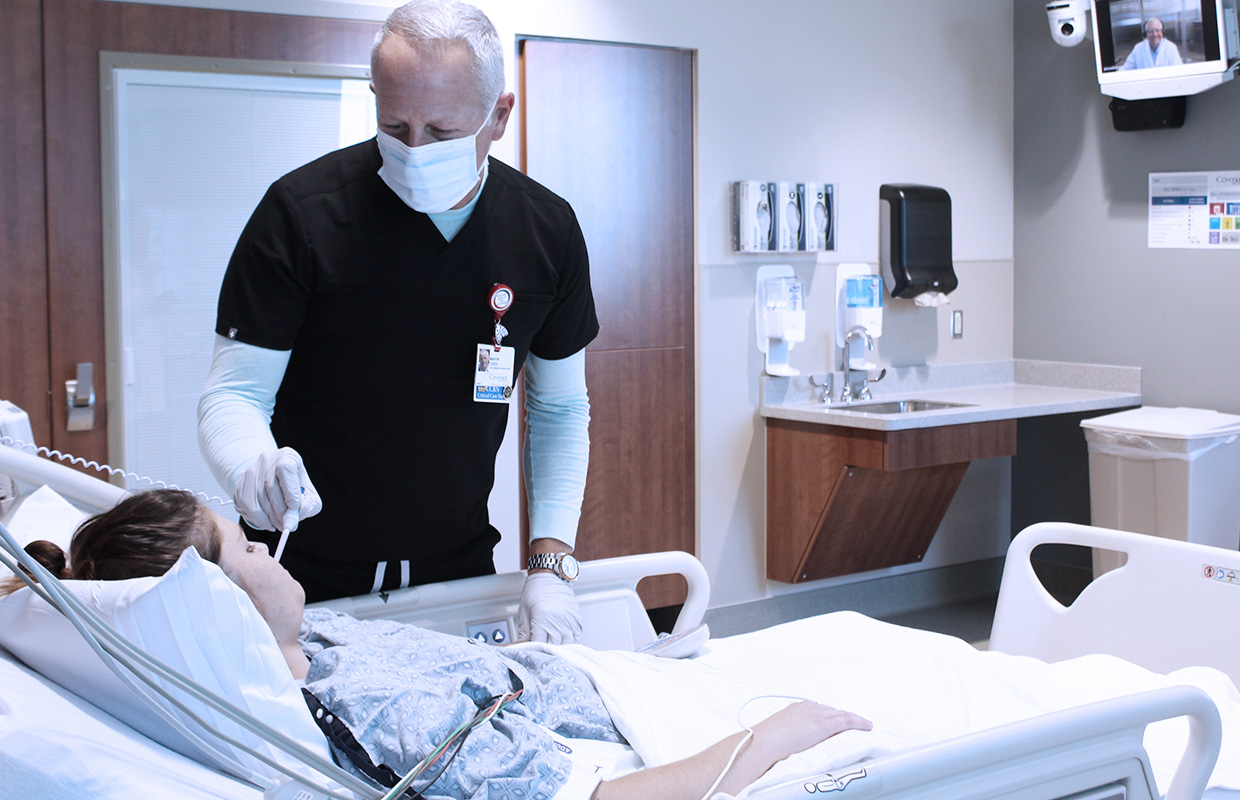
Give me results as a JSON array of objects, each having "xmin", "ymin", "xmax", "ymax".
[{"xmin": 488, "ymin": 284, "xmax": 514, "ymax": 349}]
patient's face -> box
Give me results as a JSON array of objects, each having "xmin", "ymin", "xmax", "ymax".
[{"xmin": 211, "ymin": 512, "xmax": 305, "ymax": 643}]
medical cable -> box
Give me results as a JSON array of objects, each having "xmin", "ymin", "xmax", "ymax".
[
  {"xmin": 378, "ymin": 689, "xmax": 525, "ymax": 800},
  {"xmin": 383, "ymin": 690, "xmax": 525, "ymax": 799},
  {"xmin": 0, "ymin": 436, "xmax": 233, "ymax": 509},
  {"xmin": 696, "ymin": 695, "xmax": 815, "ymax": 800},
  {"xmin": 0, "ymin": 521, "xmax": 379, "ymax": 800}
]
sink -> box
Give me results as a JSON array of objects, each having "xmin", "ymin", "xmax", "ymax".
[{"xmin": 833, "ymin": 399, "xmax": 974, "ymax": 415}]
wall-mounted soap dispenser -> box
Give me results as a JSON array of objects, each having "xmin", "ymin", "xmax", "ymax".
[
  {"xmin": 879, "ymin": 184, "xmax": 958, "ymax": 302},
  {"xmin": 835, "ymin": 262, "xmax": 883, "ymax": 369},
  {"xmin": 755, "ymin": 264, "xmax": 806, "ymax": 376}
]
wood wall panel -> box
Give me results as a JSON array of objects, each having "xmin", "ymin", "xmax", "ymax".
[
  {"xmin": 39, "ymin": 0, "xmax": 378, "ymax": 460},
  {"xmin": 0, "ymin": 0, "xmax": 51, "ymax": 443},
  {"xmin": 578, "ymin": 347, "xmax": 692, "ymax": 607},
  {"xmin": 518, "ymin": 39, "xmax": 693, "ymax": 352},
  {"xmin": 520, "ymin": 38, "xmax": 695, "ymax": 610}
]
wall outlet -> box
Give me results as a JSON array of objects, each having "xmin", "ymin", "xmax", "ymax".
[{"xmin": 951, "ymin": 310, "xmax": 964, "ymax": 339}]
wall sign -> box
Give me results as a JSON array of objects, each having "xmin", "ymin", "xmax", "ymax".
[{"xmin": 1148, "ymin": 170, "xmax": 1240, "ymax": 249}]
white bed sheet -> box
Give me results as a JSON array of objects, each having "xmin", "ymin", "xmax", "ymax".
[{"xmin": 528, "ymin": 611, "xmax": 1240, "ymax": 798}]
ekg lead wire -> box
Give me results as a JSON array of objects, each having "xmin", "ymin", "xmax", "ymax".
[
  {"xmin": 379, "ymin": 690, "xmax": 525, "ymax": 800},
  {"xmin": 0, "ymin": 522, "xmax": 380, "ymax": 800}
]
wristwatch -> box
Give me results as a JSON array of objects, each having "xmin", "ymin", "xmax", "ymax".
[{"xmin": 527, "ymin": 552, "xmax": 581, "ymax": 582}]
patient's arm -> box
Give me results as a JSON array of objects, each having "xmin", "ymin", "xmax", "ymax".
[{"xmin": 591, "ymin": 701, "xmax": 871, "ymax": 800}]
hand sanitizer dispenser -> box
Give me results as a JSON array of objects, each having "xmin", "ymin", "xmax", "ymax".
[
  {"xmin": 756, "ymin": 264, "xmax": 805, "ymax": 376},
  {"xmin": 835, "ymin": 263, "xmax": 882, "ymax": 369}
]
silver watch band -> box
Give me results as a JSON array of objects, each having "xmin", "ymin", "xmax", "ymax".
[
  {"xmin": 527, "ymin": 551, "xmax": 579, "ymax": 581},
  {"xmin": 527, "ymin": 552, "xmax": 562, "ymax": 572}
]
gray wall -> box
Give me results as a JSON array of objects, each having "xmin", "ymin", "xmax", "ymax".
[{"xmin": 1014, "ymin": 0, "xmax": 1240, "ymax": 416}]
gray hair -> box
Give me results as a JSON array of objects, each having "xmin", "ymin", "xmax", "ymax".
[{"xmin": 372, "ymin": 0, "xmax": 505, "ymax": 112}]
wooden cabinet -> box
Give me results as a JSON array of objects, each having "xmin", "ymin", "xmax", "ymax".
[{"xmin": 766, "ymin": 417, "xmax": 1018, "ymax": 583}]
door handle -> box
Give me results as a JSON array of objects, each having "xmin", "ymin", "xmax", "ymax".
[{"xmin": 66, "ymin": 362, "xmax": 96, "ymax": 432}]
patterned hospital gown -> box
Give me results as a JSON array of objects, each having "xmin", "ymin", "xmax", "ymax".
[{"xmin": 300, "ymin": 609, "xmax": 624, "ymax": 800}]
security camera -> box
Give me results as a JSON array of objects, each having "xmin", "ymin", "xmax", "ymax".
[{"xmin": 1046, "ymin": 0, "xmax": 1090, "ymax": 47}]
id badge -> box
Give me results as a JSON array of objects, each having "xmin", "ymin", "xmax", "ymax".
[{"xmin": 474, "ymin": 344, "xmax": 515, "ymax": 403}]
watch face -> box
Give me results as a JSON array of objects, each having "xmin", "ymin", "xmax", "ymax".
[{"xmin": 559, "ymin": 554, "xmax": 580, "ymax": 581}]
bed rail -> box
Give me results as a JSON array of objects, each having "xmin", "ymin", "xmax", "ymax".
[
  {"xmin": 991, "ymin": 522, "xmax": 1240, "ymax": 686},
  {"xmin": 0, "ymin": 437, "xmax": 710, "ymax": 653},
  {"xmin": 314, "ymin": 550, "xmax": 709, "ymax": 652},
  {"xmin": 0, "ymin": 440, "xmax": 130, "ymax": 511},
  {"xmin": 750, "ymin": 685, "xmax": 1221, "ymax": 800}
]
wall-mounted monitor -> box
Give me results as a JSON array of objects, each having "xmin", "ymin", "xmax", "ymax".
[{"xmin": 1093, "ymin": 0, "xmax": 1240, "ymax": 98}]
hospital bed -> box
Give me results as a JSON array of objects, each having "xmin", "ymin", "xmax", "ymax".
[{"xmin": 1, "ymin": 440, "xmax": 1238, "ymax": 800}]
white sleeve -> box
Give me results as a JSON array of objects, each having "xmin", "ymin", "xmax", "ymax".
[
  {"xmin": 197, "ymin": 335, "xmax": 291, "ymax": 498},
  {"xmin": 522, "ymin": 349, "xmax": 590, "ymax": 549}
]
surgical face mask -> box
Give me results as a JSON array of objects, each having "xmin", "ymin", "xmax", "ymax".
[{"xmin": 376, "ymin": 109, "xmax": 493, "ymax": 214}]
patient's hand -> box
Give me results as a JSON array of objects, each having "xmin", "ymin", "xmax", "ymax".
[
  {"xmin": 751, "ymin": 700, "xmax": 872, "ymax": 761},
  {"xmin": 591, "ymin": 700, "xmax": 871, "ymax": 800}
]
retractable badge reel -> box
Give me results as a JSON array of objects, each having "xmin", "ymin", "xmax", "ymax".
[
  {"xmin": 475, "ymin": 284, "xmax": 516, "ymax": 403},
  {"xmin": 489, "ymin": 284, "xmax": 513, "ymax": 349}
]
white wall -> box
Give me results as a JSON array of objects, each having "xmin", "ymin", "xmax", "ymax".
[
  {"xmin": 1013, "ymin": 1, "xmax": 1240, "ymax": 417},
  {"xmin": 111, "ymin": 0, "xmax": 1018, "ymax": 609}
]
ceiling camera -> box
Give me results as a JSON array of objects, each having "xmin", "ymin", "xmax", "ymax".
[{"xmin": 1046, "ymin": 0, "xmax": 1090, "ymax": 47}]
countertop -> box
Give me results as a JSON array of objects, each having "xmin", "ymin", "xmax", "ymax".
[{"xmin": 760, "ymin": 359, "xmax": 1141, "ymax": 431}]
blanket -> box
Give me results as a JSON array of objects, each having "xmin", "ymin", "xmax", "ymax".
[{"xmin": 516, "ymin": 611, "xmax": 1240, "ymax": 796}]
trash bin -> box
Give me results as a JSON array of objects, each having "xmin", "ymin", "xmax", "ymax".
[{"xmin": 1082, "ymin": 406, "xmax": 1240, "ymax": 575}]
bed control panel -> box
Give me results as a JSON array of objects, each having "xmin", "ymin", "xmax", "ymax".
[{"xmin": 466, "ymin": 617, "xmax": 515, "ymax": 645}]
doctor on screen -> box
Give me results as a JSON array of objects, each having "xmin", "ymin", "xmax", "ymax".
[{"xmin": 1121, "ymin": 17, "xmax": 1183, "ymax": 69}]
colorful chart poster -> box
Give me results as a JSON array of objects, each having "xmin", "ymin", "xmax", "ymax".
[{"xmin": 1148, "ymin": 170, "xmax": 1240, "ymax": 249}]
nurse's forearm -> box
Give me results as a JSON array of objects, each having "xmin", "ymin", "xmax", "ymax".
[
  {"xmin": 523, "ymin": 350, "xmax": 590, "ymax": 549},
  {"xmin": 197, "ymin": 335, "xmax": 290, "ymax": 495}
]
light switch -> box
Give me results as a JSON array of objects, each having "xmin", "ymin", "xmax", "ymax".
[{"xmin": 951, "ymin": 310, "xmax": 964, "ymax": 339}]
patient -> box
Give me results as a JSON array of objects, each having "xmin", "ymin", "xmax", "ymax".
[{"xmin": 8, "ymin": 490, "xmax": 871, "ymax": 800}]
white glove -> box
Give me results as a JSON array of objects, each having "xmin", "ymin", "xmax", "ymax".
[
  {"xmin": 235, "ymin": 447, "xmax": 323, "ymax": 532},
  {"xmin": 517, "ymin": 572, "xmax": 583, "ymax": 644}
]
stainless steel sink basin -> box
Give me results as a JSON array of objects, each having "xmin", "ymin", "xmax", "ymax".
[{"xmin": 835, "ymin": 399, "xmax": 974, "ymax": 414}]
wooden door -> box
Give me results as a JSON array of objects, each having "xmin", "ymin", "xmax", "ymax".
[
  {"xmin": 519, "ymin": 39, "xmax": 695, "ymax": 608},
  {"xmin": 0, "ymin": 0, "xmax": 51, "ymax": 445},
  {"xmin": 24, "ymin": 0, "xmax": 377, "ymax": 463}
]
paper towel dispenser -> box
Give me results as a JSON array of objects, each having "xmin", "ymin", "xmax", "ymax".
[{"xmin": 879, "ymin": 184, "xmax": 958, "ymax": 300}]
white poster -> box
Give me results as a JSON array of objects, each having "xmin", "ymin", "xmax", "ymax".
[{"xmin": 1148, "ymin": 170, "xmax": 1240, "ymax": 249}]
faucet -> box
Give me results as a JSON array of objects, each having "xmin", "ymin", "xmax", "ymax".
[{"xmin": 841, "ymin": 326, "xmax": 877, "ymax": 403}]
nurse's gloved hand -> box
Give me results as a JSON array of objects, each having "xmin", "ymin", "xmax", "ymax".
[
  {"xmin": 235, "ymin": 447, "xmax": 323, "ymax": 532},
  {"xmin": 517, "ymin": 573, "xmax": 583, "ymax": 644}
]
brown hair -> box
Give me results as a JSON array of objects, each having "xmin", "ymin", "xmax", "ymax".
[{"xmin": 2, "ymin": 489, "xmax": 220, "ymax": 596}]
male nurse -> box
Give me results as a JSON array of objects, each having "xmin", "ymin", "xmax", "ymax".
[{"xmin": 199, "ymin": 0, "xmax": 598, "ymax": 644}]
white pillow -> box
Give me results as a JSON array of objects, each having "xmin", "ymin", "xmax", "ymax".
[
  {"xmin": 0, "ymin": 547, "xmax": 332, "ymax": 786},
  {"xmin": 0, "ymin": 485, "xmax": 90, "ymax": 580}
]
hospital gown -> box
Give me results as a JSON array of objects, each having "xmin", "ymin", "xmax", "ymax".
[{"xmin": 299, "ymin": 609, "xmax": 623, "ymax": 800}]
